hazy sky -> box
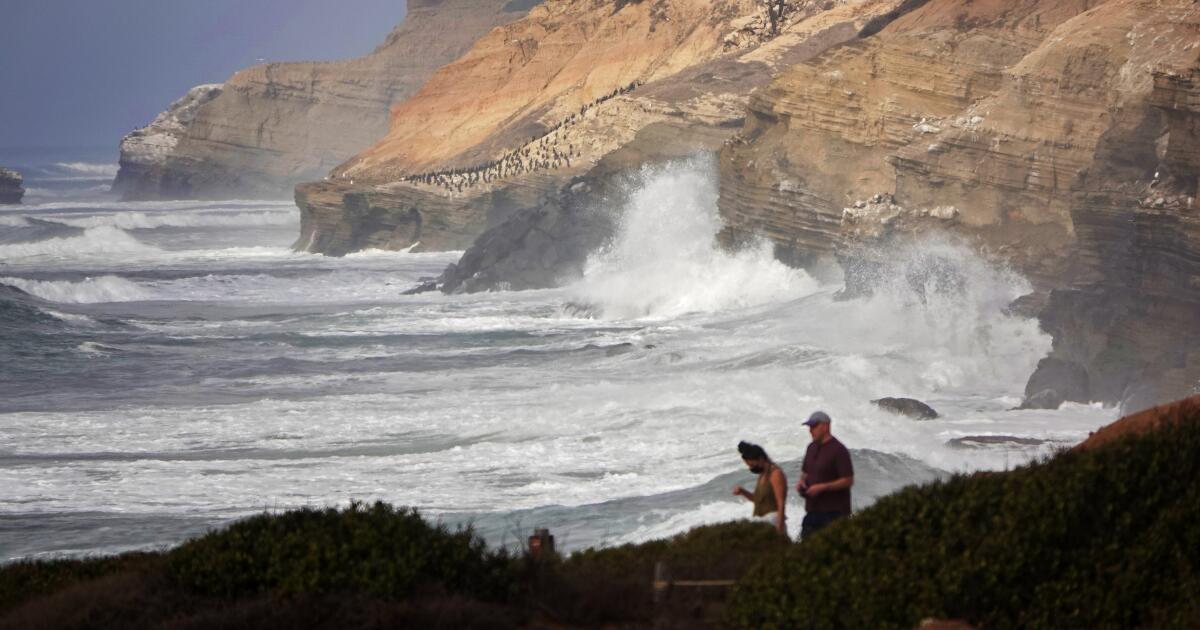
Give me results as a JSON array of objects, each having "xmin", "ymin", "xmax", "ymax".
[{"xmin": 1, "ymin": 1, "xmax": 407, "ymax": 150}]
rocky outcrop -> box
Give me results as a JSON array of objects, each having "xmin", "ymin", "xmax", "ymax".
[
  {"xmin": 298, "ymin": 0, "xmax": 903, "ymax": 267},
  {"xmin": 113, "ymin": 0, "xmax": 531, "ymax": 200},
  {"xmin": 111, "ymin": 85, "xmax": 223, "ymax": 199},
  {"xmin": 435, "ymin": 121, "xmax": 735, "ymax": 292},
  {"xmin": 872, "ymin": 397, "xmax": 939, "ymax": 419},
  {"xmin": 717, "ymin": 0, "xmax": 1200, "ymax": 409},
  {"xmin": 0, "ymin": 168, "xmax": 23, "ymax": 205}
]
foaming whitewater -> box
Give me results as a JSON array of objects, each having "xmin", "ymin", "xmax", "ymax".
[
  {"xmin": 0, "ymin": 225, "xmax": 161, "ymax": 260},
  {"xmin": 0, "ymin": 275, "xmax": 150, "ymax": 303},
  {"xmin": 0, "ymin": 152, "xmax": 1118, "ymax": 561},
  {"xmin": 573, "ymin": 157, "xmax": 819, "ymax": 319},
  {"xmin": 53, "ymin": 162, "xmax": 120, "ymax": 177}
]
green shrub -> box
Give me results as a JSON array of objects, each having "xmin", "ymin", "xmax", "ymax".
[
  {"xmin": 528, "ymin": 520, "xmax": 787, "ymax": 624},
  {"xmin": 565, "ymin": 519, "xmax": 787, "ymax": 578},
  {"xmin": 728, "ymin": 411, "xmax": 1200, "ymax": 629},
  {"xmin": 167, "ymin": 501, "xmax": 515, "ymax": 601},
  {"xmin": 0, "ymin": 552, "xmax": 163, "ymax": 612}
]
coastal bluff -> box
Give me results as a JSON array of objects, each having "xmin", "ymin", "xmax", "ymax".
[
  {"xmin": 112, "ymin": 0, "xmax": 533, "ymax": 200},
  {"xmin": 295, "ymin": 0, "xmax": 906, "ymax": 257},
  {"xmin": 0, "ymin": 168, "xmax": 23, "ymax": 205},
  {"xmin": 3, "ymin": 395, "xmax": 1197, "ymax": 628},
  {"xmin": 716, "ymin": 0, "xmax": 1200, "ymax": 408}
]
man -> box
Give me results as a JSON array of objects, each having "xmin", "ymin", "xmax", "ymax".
[{"xmin": 796, "ymin": 410, "xmax": 854, "ymax": 539}]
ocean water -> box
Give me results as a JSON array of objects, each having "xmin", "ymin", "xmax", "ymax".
[{"xmin": 0, "ymin": 153, "xmax": 1116, "ymax": 560}]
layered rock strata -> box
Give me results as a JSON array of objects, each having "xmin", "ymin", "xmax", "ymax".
[
  {"xmin": 298, "ymin": 0, "xmax": 903, "ymax": 258},
  {"xmin": 717, "ymin": 0, "xmax": 1200, "ymax": 408},
  {"xmin": 114, "ymin": 0, "xmax": 530, "ymax": 200},
  {"xmin": 0, "ymin": 168, "xmax": 23, "ymax": 205}
]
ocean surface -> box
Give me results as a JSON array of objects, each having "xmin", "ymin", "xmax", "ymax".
[{"xmin": 0, "ymin": 150, "xmax": 1116, "ymax": 560}]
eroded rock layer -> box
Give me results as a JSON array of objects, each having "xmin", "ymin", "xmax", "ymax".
[
  {"xmin": 114, "ymin": 0, "xmax": 530, "ymax": 200},
  {"xmin": 297, "ymin": 0, "xmax": 901, "ymax": 258},
  {"xmin": 0, "ymin": 168, "xmax": 24, "ymax": 205},
  {"xmin": 717, "ymin": 0, "xmax": 1200, "ymax": 408}
]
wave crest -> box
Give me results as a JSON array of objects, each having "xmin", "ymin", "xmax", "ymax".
[
  {"xmin": 570, "ymin": 156, "xmax": 819, "ymax": 319},
  {"xmin": 56, "ymin": 210, "xmax": 296, "ymax": 230},
  {"xmin": 0, "ymin": 225, "xmax": 161, "ymax": 260},
  {"xmin": 53, "ymin": 162, "xmax": 120, "ymax": 177},
  {"xmin": 0, "ymin": 275, "xmax": 150, "ymax": 304}
]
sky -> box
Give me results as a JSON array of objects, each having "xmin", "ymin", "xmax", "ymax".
[{"xmin": 0, "ymin": 1, "xmax": 407, "ymax": 151}]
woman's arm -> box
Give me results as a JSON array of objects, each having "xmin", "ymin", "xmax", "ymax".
[{"xmin": 771, "ymin": 469, "xmax": 788, "ymax": 536}]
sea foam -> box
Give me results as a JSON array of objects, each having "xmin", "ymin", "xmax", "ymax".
[{"xmin": 571, "ymin": 156, "xmax": 820, "ymax": 320}]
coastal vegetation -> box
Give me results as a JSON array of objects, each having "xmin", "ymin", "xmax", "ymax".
[{"xmin": 2, "ymin": 398, "xmax": 1197, "ymax": 629}]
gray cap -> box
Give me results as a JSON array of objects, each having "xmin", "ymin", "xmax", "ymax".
[{"xmin": 802, "ymin": 410, "xmax": 831, "ymax": 427}]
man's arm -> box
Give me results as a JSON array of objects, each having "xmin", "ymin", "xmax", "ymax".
[{"xmin": 805, "ymin": 475, "xmax": 853, "ymax": 496}]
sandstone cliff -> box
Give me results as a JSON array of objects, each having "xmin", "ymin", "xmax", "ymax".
[
  {"xmin": 716, "ymin": 0, "xmax": 1200, "ymax": 409},
  {"xmin": 297, "ymin": 0, "xmax": 905, "ymax": 256},
  {"xmin": 0, "ymin": 168, "xmax": 24, "ymax": 205},
  {"xmin": 113, "ymin": 0, "xmax": 531, "ymax": 200}
]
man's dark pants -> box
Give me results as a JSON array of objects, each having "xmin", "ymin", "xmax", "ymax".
[{"xmin": 800, "ymin": 511, "xmax": 846, "ymax": 539}]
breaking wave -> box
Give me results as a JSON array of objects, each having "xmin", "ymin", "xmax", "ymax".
[
  {"xmin": 56, "ymin": 209, "xmax": 297, "ymax": 230},
  {"xmin": 53, "ymin": 162, "xmax": 120, "ymax": 177},
  {"xmin": 0, "ymin": 275, "xmax": 150, "ymax": 304},
  {"xmin": 572, "ymin": 156, "xmax": 820, "ymax": 319},
  {"xmin": 0, "ymin": 225, "xmax": 161, "ymax": 260}
]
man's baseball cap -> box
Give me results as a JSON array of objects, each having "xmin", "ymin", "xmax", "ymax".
[{"xmin": 803, "ymin": 411, "xmax": 831, "ymax": 427}]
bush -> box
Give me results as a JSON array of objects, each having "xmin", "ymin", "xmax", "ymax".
[
  {"xmin": 728, "ymin": 408, "xmax": 1200, "ymax": 629},
  {"xmin": 0, "ymin": 552, "xmax": 163, "ymax": 613},
  {"xmin": 167, "ymin": 501, "xmax": 515, "ymax": 601},
  {"xmin": 529, "ymin": 520, "xmax": 788, "ymax": 624}
]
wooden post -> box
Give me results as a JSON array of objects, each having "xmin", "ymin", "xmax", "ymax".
[
  {"xmin": 528, "ymin": 528, "xmax": 555, "ymax": 560},
  {"xmin": 653, "ymin": 561, "xmax": 671, "ymax": 604}
]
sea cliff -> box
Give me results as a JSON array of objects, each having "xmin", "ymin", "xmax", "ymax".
[
  {"xmin": 0, "ymin": 168, "xmax": 23, "ymax": 205},
  {"xmin": 113, "ymin": 0, "xmax": 532, "ymax": 200},
  {"xmin": 716, "ymin": 0, "xmax": 1200, "ymax": 408},
  {"xmin": 296, "ymin": 0, "xmax": 906, "ymax": 257}
]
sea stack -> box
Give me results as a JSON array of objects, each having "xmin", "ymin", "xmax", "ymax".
[{"xmin": 0, "ymin": 168, "xmax": 24, "ymax": 204}]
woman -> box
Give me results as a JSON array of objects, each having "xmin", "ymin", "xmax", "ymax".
[{"xmin": 733, "ymin": 441, "xmax": 788, "ymax": 537}]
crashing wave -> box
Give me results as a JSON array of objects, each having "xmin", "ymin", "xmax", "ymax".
[
  {"xmin": 0, "ymin": 275, "xmax": 150, "ymax": 304},
  {"xmin": 570, "ymin": 156, "xmax": 820, "ymax": 320},
  {"xmin": 55, "ymin": 209, "xmax": 297, "ymax": 230},
  {"xmin": 0, "ymin": 217, "xmax": 85, "ymax": 245},
  {"xmin": 53, "ymin": 162, "xmax": 120, "ymax": 177},
  {"xmin": 0, "ymin": 225, "xmax": 161, "ymax": 260}
]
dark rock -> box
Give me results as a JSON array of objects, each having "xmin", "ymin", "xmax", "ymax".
[
  {"xmin": 0, "ymin": 168, "xmax": 24, "ymax": 205},
  {"xmin": 604, "ymin": 342, "xmax": 636, "ymax": 357},
  {"xmin": 578, "ymin": 342, "xmax": 636, "ymax": 356},
  {"xmin": 438, "ymin": 177, "xmax": 617, "ymax": 293},
  {"xmin": 439, "ymin": 120, "xmax": 737, "ymax": 294},
  {"xmin": 1023, "ymin": 357, "xmax": 1090, "ymax": 405},
  {"xmin": 947, "ymin": 435, "xmax": 1049, "ymax": 449},
  {"xmin": 1003, "ymin": 291, "xmax": 1050, "ymax": 319},
  {"xmin": 872, "ymin": 397, "xmax": 939, "ymax": 419},
  {"xmin": 1019, "ymin": 389, "xmax": 1064, "ymax": 410},
  {"xmin": 402, "ymin": 280, "xmax": 440, "ymax": 295}
]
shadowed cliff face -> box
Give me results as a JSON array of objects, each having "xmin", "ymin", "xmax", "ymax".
[
  {"xmin": 717, "ymin": 0, "xmax": 1200, "ymax": 408},
  {"xmin": 0, "ymin": 168, "xmax": 24, "ymax": 205},
  {"xmin": 112, "ymin": 0, "xmax": 532, "ymax": 201},
  {"xmin": 296, "ymin": 0, "xmax": 906, "ymax": 255}
]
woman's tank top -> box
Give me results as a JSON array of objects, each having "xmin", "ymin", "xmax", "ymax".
[{"xmin": 752, "ymin": 463, "xmax": 779, "ymax": 517}]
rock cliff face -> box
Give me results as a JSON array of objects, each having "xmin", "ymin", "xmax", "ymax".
[
  {"xmin": 717, "ymin": 0, "xmax": 1200, "ymax": 408},
  {"xmin": 113, "ymin": 0, "xmax": 530, "ymax": 200},
  {"xmin": 0, "ymin": 168, "xmax": 24, "ymax": 205},
  {"xmin": 297, "ymin": 0, "xmax": 904, "ymax": 256},
  {"xmin": 111, "ymin": 85, "xmax": 223, "ymax": 199}
]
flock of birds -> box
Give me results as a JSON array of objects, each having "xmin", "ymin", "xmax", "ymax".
[{"xmin": 400, "ymin": 81, "xmax": 642, "ymax": 194}]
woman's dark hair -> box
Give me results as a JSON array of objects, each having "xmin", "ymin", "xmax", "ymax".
[{"xmin": 738, "ymin": 441, "xmax": 768, "ymax": 461}]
